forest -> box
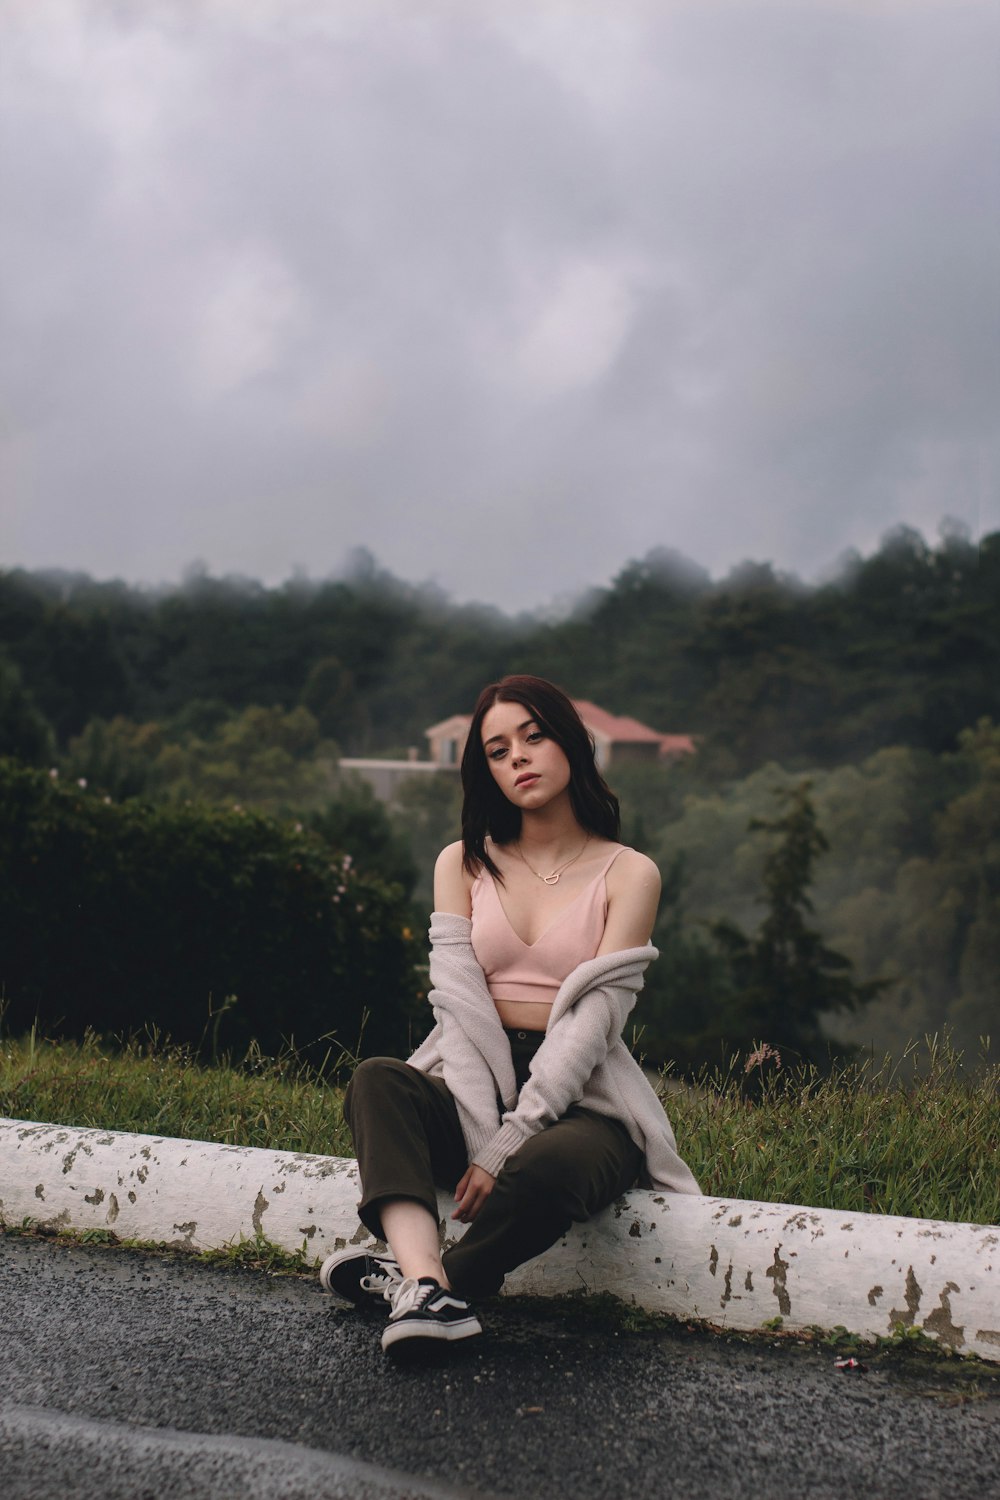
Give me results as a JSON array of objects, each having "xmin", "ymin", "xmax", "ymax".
[{"xmin": 1, "ymin": 521, "xmax": 997, "ymax": 1069}]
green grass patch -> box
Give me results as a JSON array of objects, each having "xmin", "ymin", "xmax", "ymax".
[
  {"xmin": 666, "ymin": 1034, "xmax": 999, "ymax": 1224},
  {"xmin": 1, "ymin": 1029, "xmax": 997, "ymax": 1225},
  {"xmin": 0, "ymin": 1027, "xmax": 353, "ymax": 1157}
]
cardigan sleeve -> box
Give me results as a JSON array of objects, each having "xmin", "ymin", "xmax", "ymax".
[
  {"xmin": 470, "ymin": 969, "xmax": 644, "ymax": 1179},
  {"xmin": 408, "ymin": 913, "xmax": 518, "ymax": 1163},
  {"xmin": 433, "ymin": 1007, "xmax": 504, "ymax": 1160}
]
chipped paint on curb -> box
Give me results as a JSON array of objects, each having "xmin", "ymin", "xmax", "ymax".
[{"xmin": 2, "ymin": 1116, "xmax": 998, "ymax": 1361}]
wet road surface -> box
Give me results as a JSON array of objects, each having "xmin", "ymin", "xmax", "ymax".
[{"xmin": 1, "ymin": 1234, "xmax": 998, "ymax": 1499}]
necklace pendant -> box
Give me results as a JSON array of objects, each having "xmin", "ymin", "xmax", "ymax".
[{"xmin": 514, "ymin": 835, "xmax": 591, "ymax": 885}]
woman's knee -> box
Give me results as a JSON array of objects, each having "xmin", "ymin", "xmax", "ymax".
[
  {"xmin": 343, "ymin": 1055, "xmax": 413, "ymax": 1125},
  {"xmin": 496, "ymin": 1120, "xmax": 637, "ymax": 1219}
]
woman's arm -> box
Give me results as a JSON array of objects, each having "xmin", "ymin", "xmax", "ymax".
[
  {"xmin": 598, "ymin": 847, "xmax": 661, "ymax": 955},
  {"xmin": 434, "ymin": 839, "xmax": 473, "ymax": 917}
]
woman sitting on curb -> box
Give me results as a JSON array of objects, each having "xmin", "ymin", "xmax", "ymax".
[{"xmin": 320, "ymin": 675, "xmax": 700, "ymax": 1356}]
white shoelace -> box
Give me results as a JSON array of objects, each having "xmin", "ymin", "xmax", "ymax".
[
  {"xmin": 360, "ymin": 1262, "xmax": 402, "ymax": 1296},
  {"xmin": 386, "ymin": 1276, "xmax": 437, "ymax": 1319}
]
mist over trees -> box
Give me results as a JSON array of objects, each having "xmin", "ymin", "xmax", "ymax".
[
  {"xmin": 0, "ymin": 523, "xmax": 996, "ymax": 1066},
  {"xmin": 2, "ymin": 523, "xmax": 994, "ymax": 770}
]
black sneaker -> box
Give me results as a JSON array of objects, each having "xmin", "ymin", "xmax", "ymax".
[
  {"xmin": 319, "ymin": 1248, "xmax": 403, "ymax": 1306},
  {"xmin": 381, "ymin": 1276, "xmax": 482, "ymax": 1353}
]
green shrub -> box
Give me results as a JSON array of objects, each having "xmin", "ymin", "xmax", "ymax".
[{"xmin": 0, "ymin": 759, "xmax": 422, "ymax": 1062}]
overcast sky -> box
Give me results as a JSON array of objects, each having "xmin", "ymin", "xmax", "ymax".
[{"xmin": 2, "ymin": 0, "xmax": 996, "ymax": 611}]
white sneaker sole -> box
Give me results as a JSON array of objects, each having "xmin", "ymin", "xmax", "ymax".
[{"xmin": 381, "ymin": 1314, "xmax": 483, "ymax": 1351}]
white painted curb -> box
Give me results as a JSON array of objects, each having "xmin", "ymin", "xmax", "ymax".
[{"xmin": 2, "ymin": 1117, "xmax": 998, "ymax": 1361}]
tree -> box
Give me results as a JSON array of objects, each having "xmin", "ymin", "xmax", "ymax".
[
  {"xmin": 309, "ymin": 779, "xmax": 417, "ymax": 897},
  {"xmin": 63, "ymin": 715, "xmax": 166, "ymax": 800},
  {"xmin": 0, "ymin": 653, "xmax": 55, "ymax": 765},
  {"xmin": 300, "ymin": 654, "xmax": 364, "ymax": 744},
  {"xmin": 155, "ymin": 704, "xmax": 335, "ymax": 812},
  {"xmin": 708, "ymin": 782, "xmax": 884, "ymax": 1064},
  {"xmin": 390, "ymin": 773, "xmax": 464, "ymax": 911},
  {"xmin": 633, "ymin": 851, "xmax": 735, "ymax": 1070}
]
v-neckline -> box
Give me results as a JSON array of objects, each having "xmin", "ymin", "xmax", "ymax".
[{"xmin": 485, "ymin": 863, "xmax": 607, "ymax": 950}]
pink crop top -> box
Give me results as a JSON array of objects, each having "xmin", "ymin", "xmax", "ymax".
[{"xmin": 470, "ymin": 846, "xmax": 627, "ymax": 1006}]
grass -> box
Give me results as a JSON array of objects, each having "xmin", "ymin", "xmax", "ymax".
[
  {"xmin": 0, "ymin": 1026, "xmax": 354, "ymax": 1158},
  {"xmin": 666, "ymin": 1034, "xmax": 1000, "ymax": 1224},
  {"xmin": 1, "ymin": 1027, "xmax": 997, "ymax": 1225}
]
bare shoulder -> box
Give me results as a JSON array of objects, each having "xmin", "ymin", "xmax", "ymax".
[
  {"xmin": 434, "ymin": 839, "xmax": 466, "ymax": 878},
  {"xmin": 607, "ymin": 846, "xmax": 661, "ymax": 897},
  {"xmin": 434, "ymin": 839, "xmax": 474, "ymax": 917}
]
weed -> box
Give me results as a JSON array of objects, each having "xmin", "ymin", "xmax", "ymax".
[
  {"xmin": 198, "ymin": 1233, "xmax": 314, "ymax": 1275},
  {"xmin": 878, "ymin": 1321, "xmax": 943, "ymax": 1352},
  {"xmin": 817, "ymin": 1324, "xmax": 864, "ymax": 1353}
]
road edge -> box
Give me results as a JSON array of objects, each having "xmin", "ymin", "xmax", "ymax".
[{"xmin": 2, "ymin": 1116, "xmax": 997, "ymax": 1362}]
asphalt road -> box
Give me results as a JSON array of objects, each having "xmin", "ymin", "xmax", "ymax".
[{"xmin": 1, "ymin": 1234, "xmax": 998, "ymax": 1500}]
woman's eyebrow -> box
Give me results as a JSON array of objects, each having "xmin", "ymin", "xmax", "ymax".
[{"xmin": 483, "ymin": 717, "xmax": 537, "ymax": 748}]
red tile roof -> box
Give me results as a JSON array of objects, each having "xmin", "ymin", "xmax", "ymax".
[{"xmin": 571, "ymin": 699, "xmax": 665, "ymax": 744}]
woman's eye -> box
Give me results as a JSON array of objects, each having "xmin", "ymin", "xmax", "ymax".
[
  {"xmin": 488, "ymin": 747, "xmax": 507, "ymax": 761},
  {"xmin": 526, "ymin": 731, "xmax": 544, "ymax": 743}
]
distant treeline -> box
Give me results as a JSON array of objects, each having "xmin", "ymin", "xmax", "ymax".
[
  {"xmin": 1, "ymin": 524, "xmax": 997, "ymax": 1069},
  {"xmin": 1, "ymin": 524, "xmax": 997, "ymax": 776}
]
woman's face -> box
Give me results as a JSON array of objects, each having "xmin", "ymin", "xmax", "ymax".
[{"xmin": 480, "ymin": 699, "xmax": 572, "ymax": 812}]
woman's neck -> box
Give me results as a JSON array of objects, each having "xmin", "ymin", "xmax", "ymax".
[{"xmin": 516, "ymin": 798, "xmax": 585, "ymax": 858}]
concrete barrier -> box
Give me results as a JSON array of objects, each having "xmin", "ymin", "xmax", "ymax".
[{"xmin": 2, "ymin": 1116, "xmax": 997, "ymax": 1361}]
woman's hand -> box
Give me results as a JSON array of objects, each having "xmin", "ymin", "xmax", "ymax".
[{"xmin": 452, "ymin": 1164, "xmax": 496, "ymax": 1223}]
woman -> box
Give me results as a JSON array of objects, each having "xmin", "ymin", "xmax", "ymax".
[{"xmin": 320, "ymin": 675, "xmax": 700, "ymax": 1355}]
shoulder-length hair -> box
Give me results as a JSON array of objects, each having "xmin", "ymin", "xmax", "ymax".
[{"xmin": 461, "ymin": 675, "xmax": 620, "ymax": 880}]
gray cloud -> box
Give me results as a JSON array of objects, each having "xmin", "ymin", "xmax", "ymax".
[{"xmin": 2, "ymin": 0, "xmax": 996, "ymax": 609}]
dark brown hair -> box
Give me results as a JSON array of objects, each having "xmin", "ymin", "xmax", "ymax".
[{"xmin": 460, "ymin": 675, "xmax": 621, "ymax": 879}]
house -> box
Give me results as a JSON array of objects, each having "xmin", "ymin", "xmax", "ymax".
[
  {"xmin": 425, "ymin": 701, "xmax": 695, "ymax": 771},
  {"xmin": 424, "ymin": 714, "xmax": 473, "ymax": 770},
  {"xmin": 341, "ymin": 699, "xmax": 694, "ymax": 803}
]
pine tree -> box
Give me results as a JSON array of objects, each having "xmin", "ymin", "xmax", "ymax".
[{"xmin": 710, "ymin": 781, "xmax": 884, "ymax": 1064}]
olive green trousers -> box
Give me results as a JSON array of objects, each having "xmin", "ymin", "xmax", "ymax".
[{"xmin": 343, "ymin": 1042, "xmax": 642, "ymax": 1301}]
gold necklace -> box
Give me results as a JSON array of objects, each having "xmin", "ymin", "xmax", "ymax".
[{"xmin": 515, "ymin": 835, "xmax": 590, "ymax": 885}]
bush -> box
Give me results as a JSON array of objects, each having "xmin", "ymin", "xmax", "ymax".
[{"xmin": 0, "ymin": 760, "xmax": 422, "ymax": 1063}]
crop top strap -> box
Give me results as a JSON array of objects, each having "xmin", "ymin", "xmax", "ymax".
[{"xmin": 596, "ymin": 844, "xmax": 628, "ymax": 879}]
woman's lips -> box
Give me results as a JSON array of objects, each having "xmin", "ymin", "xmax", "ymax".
[{"xmin": 515, "ymin": 773, "xmax": 540, "ymax": 787}]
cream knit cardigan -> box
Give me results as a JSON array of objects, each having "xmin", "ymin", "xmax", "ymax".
[{"xmin": 406, "ymin": 911, "xmax": 701, "ymax": 1195}]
